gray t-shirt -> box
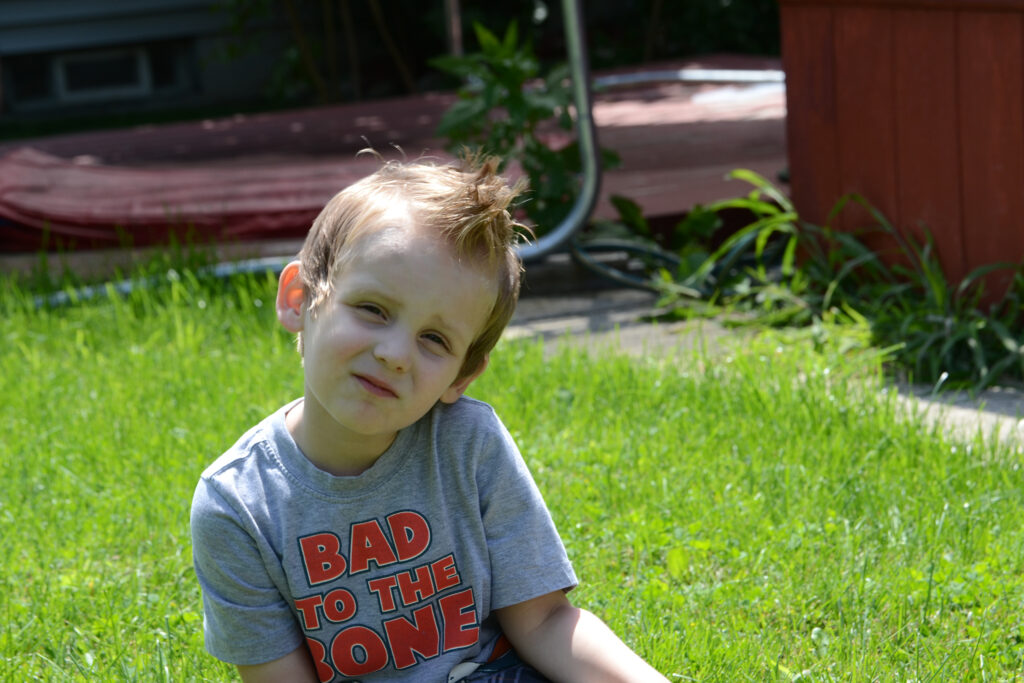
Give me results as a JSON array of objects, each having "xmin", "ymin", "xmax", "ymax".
[{"xmin": 191, "ymin": 396, "xmax": 577, "ymax": 681}]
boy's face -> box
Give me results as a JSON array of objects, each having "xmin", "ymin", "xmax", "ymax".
[{"xmin": 278, "ymin": 213, "xmax": 497, "ymax": 457}]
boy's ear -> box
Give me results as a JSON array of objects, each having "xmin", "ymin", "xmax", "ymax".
[
  {"xmin": 276, "ymin": 260, "xmax": 306, "ymax": 333},
  {"xmin": 440, "ymin": 354, "xmax": 489, "ymax": 404}
]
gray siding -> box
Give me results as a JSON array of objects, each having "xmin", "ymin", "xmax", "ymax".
[
  {"xmin": 0, "ymin": 0, "xmax": 288, "ymax": 114},
  {"xmin": 0, "ymin": 0, "xmax": 225, "ymax": 55}
]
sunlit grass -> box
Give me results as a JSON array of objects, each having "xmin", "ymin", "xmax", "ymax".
[{"xmin": 2, "ymin": 267, "xmax": 1022, "ymax": 680}]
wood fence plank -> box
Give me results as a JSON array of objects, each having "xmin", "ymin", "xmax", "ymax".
[
  {"xmin": 957, "ymin": 11, "xmax": 1024, "ymax": 291},
  {"xmin": 833, "ymin": 5, "xmax": 898, "ymax": 245},
  {"xmin": 892, "ymin": 8, "xmax": 965, "ymax": 282},
  {"xmin": 780, "ymin": 4, "xmax": 840, "ymax": 226}
]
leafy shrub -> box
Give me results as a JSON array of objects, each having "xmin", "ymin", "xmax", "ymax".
[
  {"xmin": 432, "ymin": 22, "xmax": 618, "ymax": 235},
  {"xmin": 655, "ymin": 170, "xmax": 1024, "ymax": 391}
]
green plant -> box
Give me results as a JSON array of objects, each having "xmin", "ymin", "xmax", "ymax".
[
  {"xmin": 432, "ymin": 22, "xmax": 618, "ymax": 235},
  {"xmin": 656, "ymin": 170, "xmax": 1024, "ymax": 391}
]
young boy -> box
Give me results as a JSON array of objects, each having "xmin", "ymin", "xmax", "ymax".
[{"xmin": 191, "ymin": 155, "xmax": 668, "ymax": 682}]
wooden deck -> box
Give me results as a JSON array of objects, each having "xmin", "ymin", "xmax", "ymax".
[{"xmin": 0, "ymin": 55, "xmax": 787, "ymax": 278}]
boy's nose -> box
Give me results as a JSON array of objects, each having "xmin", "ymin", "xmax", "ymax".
[{"xmin": 373, "ymin": 331, "xmax": 412, "ymax": 373}]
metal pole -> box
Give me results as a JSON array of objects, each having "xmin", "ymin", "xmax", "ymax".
[
  {"xmin": 516, "ymin": 0, "xmax": 601, "ymax": 263},
  {"xmin": 445, "ymin": 0, "xmax": 463, "ymax": 57}
]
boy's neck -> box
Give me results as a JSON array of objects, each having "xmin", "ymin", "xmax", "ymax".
[{"xmin": 284, "ymin": 399, "xmax": 396, "ymax": 477}]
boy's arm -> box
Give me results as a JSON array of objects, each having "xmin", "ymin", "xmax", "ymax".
[
  {"xmin": 494, "ymin": 590, "xmax": 669, "ymax": 683},
  {"xmin": 236, "ymin": 645, "xmax": 318, "ymax": 683}
]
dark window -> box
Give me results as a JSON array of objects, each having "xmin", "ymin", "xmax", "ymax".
[
  {"xmin": 9, "ymin": 54, "xmax": 52, "ymax": 102},
  {"xmin": 148, "ymin": 42, "xmax": 180, "ymax": 89},
  {"xmin": 61, "ymin": 52, "xmax": 141, "ymax": 92}
]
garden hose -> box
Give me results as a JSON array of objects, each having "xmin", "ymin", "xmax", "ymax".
[
  {"xmin": 35, "ymin": 256, "xmax": 291, "ymax": 309},
  {"xmin": 567, "ymin": 228, "xmax": 787, "ymax": 299},
  {"xmin": 567, "ymin": 237, "xmax": 681, "ymax": 292}
]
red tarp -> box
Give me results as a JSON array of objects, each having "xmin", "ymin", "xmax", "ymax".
[{"xmin": 0, "ymin": 147, "xmax": 382, "ymax": 252}]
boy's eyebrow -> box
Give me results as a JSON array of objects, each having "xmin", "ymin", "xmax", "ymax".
[{"xmin": 346, "ymin": 283, "xmax": 396, "ymax": 305}]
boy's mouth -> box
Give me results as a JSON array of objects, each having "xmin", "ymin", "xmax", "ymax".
[{"xmin": 354, "ymin": 373, "xmax": 398, "ymax": 398}]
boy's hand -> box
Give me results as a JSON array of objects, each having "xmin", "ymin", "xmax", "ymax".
[{"xmin": 494, "ymin": 591, "xmax": 669, "ymax": 683}]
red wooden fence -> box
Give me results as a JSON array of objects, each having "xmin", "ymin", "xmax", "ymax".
[{"xmin": 779, "ymin": 0, "xmax": 1024, "ymax": 289}]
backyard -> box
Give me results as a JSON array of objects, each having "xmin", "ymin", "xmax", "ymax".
[
  {"xmin": 4, "ymin": 0, "xmax": 1024, "ymax": 679},
  {"xmin": 2, "ymin": 264, "xmax": 1022, "ymax": 680}
]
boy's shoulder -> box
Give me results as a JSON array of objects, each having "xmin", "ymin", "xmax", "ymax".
[
  {"xmin": 198, "ymin": 400, "xmax": 296, "ymax": 483},
  {"xmin": 437, "ymin": 394, "xmax": 496, "ymax": 419},
  {"xmin": 430, "ymin": 395, "xmax": 509, "ymax": 439}
]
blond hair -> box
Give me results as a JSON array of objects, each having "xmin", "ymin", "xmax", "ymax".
[{"xmin": 297, "ymin": 154, "xmax": 529, "ymax": 379}]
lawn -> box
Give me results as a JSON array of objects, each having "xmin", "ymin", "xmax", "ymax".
[{"xmin": 2, "ymin": 268, "xmax": 1022, "ymax": 681}]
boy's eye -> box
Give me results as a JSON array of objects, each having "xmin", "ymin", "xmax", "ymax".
[
  {"xmin": 357, "ymin": 303, "xmax": 385, "ymax": 317},
  {"xmin": 421, "ymin": 332, "xmax": 450, "ymax": 351}
]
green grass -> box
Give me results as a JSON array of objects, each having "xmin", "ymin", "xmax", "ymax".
[{"xmin": 2, "ymin": 269, "xmax": 1022, "ymax": 680}]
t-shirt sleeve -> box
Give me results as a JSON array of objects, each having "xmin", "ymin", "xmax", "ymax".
[
  {"xmin": 190, "ymin": 476, "xmax": 304, "ymax": 665},
  {"xmin": 474, "ymin": 413, "xmax": 578, "ymax": 610}
]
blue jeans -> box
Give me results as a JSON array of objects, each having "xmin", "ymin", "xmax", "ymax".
[{"xmin": 461, "ymin": 649, "xmax": 551, "ymax": 682}]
